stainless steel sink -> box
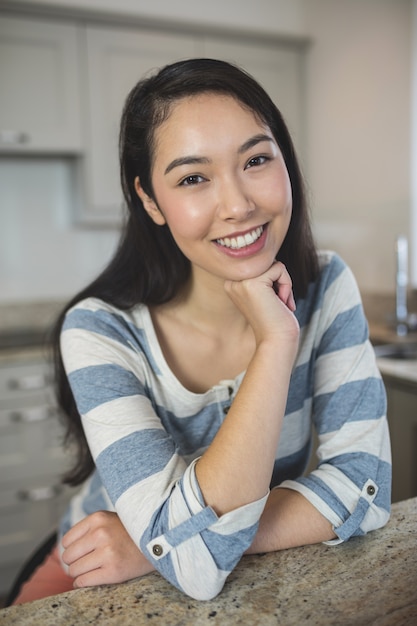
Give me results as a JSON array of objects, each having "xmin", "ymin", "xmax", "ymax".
[{"xmin": 373, "ymin": 343, "xmax": 417, "ymax": 360}]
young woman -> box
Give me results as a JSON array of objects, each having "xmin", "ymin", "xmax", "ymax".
[{"xmin": 13, "ymin": 58, "xmax": 391, "ymax": 604}]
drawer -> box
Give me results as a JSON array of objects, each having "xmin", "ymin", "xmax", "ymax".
[
  {"xmin": 0, "ymin": 406, "xmax": 71, "ymax": 484},
  {"xmin": 0, "ymin": 361, "xmax": 52, "ymax": 399},
  {"xmin": 0, "ymin": 482, "xmax": 74, "ymax": 565}
]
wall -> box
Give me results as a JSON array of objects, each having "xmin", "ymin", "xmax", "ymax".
[
  {"xmin": 303, "ymin": 0, "xmax": 412, "ymax": 293},
  {"xmin": 0, "ymin": 157, "xmax": 118, "ymax": 301},
  {"xmin": 412, "ymin": 0, "xmax": 417, "ymax": 286},
  {"xmin": 0, "ymin": 0, "xmax": 413, "ymax": 303}
]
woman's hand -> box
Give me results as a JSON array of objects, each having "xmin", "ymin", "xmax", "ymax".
[
  {"xmin": 61, "ymin": 511, "xmax": 155, "ymax": 588},
  {"xmin": 224, "ymin": 261, "xmax": 299, "ymax": 352}
]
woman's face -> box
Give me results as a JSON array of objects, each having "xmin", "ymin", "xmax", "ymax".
[{"xmin": 137, "ymin": 93, "xmax": 292, "ymax": 285}]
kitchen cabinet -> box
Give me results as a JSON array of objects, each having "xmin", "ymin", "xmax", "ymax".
[
  {"xmin": 0, "ymin": 351, "xmax": 76, "ymax": 596},
  {"xmin": 383, "ymin": 376, "xmax": 417, "ymax": 503},
  {"xmin": 0, "ymin": 10, "xmax": 306, "ymax": 222},
  {"xmin": 200, "ymin": 36, "xmax": 305, "ymax": 156},
  {"xmin": 0, "ymin": 15, "xmax": 83, "ymax": 153},
  {"xmin": 79, "ymin": 25, "xmax": 198, "ymax": 223},
  {"xmin": 79, "ymin": 25, "xmax": 306, "ymax": 224}
]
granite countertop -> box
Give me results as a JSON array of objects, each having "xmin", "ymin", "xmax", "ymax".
[{"xmin": 1, "ymin": 498, "xmax": 416, "ymax": 626}]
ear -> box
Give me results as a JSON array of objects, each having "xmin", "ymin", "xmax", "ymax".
[{"xmin": 134, "ymin": 177, "xmax": 166, "ymax": 226}]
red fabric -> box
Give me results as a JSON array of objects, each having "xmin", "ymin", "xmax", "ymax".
[{"xmin": 12, "ymin": 545, "xmax": 74, "ymax": 605}]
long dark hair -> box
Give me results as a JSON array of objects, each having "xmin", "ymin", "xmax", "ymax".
[{"xmin": 53, "ymin": 58, "xmax": 319, "ymax": 486}]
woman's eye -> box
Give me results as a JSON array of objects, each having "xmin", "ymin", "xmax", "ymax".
[
  {"xmin": 246, "ymin": 155, "xmax": 269, "ymax": 169},
  {"xmin": 179, "ymin": 174, "xmax": 205, "ymax": 186}
]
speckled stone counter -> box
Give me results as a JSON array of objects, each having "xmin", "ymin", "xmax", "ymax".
[{"xmin": 1, "ymin": 498, "xmax": 416, "ymax": 626}]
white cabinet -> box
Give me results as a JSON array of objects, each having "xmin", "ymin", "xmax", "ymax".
[
  {"xmin": 0, "ymin": 351, "xmax": 76, "ymax": 596},
  {"xmin": 0, "ymin": 12, "xmax": 307, "ymax": 222},
  {"xmin": 200, "ymin": 37, "xmax": 306, "ymax": 156},
  {"xmin": 0, "ymin": 15, "xmax": 83, "ymax": 153},
  {"xmin": 79, "ymin": 26, "xmax": 306, "ymax": 224},
  {"xmin": 79, "ymin": 25, "xmax": 198, "ymax": 223}
]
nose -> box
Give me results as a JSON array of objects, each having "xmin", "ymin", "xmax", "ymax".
[{"xmin": 216, "ymin": 174, "xmax": 254, "ymax": 221}]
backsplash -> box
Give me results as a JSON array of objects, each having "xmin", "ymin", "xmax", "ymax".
[{"xmin": 361, "ymin": 291, "xmax": 417, "ymax": 327}]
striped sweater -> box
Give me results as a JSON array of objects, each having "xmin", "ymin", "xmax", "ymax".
[{"xmin": 59, "ymin": 251, "xmax": 391, "ymax": 600}]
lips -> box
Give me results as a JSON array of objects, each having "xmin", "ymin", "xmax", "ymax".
[{"xmin": 215, "ymin": 225, "xmax": 264, "ymax": 250}]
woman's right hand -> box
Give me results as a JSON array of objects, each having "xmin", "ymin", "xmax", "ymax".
[{"xmin": 223, "ymin": 261, "xmax": 299, "ymax": 353}]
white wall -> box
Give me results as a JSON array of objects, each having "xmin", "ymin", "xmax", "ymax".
[
  {"xmin": 0, "ymin": 158, "xmax": 118, "ymax": 301},
  {"xmin": 303, "ymin": 0, "xmax": 412, "ymax": 293},
  {"xmin": 412, "ymin": 0, "xmax": 417, "ymax": 286},
  {"xmin": 0, "ymin": 0, "xmax": 413, "ymax": 302}
]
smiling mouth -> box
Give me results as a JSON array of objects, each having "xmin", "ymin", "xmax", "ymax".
[{"xmin": 215, "ymin": 225, "xmax": 264, "ymax": 250}]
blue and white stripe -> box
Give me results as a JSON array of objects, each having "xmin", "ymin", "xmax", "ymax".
[{"xmin": 59, "ymin": 251, "xmax": 391, "ymax": 599}]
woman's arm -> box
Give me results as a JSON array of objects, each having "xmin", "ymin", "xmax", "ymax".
[
  {"xmin": 60, "ymin": 487, "xmax": 334, "ymax": 590},
  {"xmin": 247, "ymin": 488, "xmax": 336, "ymax": 554},
  {"xmin": 60, "ymin": 264, "xmax": 299, "ymax": 600},
  {"xmin": 271, "ymin": 255, "xmax": 391, "ymax": 544},
  {"xmin": 195, "ymin": 262, "xmax": 299, "ymax": 516}
]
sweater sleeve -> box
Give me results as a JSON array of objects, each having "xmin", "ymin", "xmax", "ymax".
[
  {"xmin": 60, "ymin": 301, "xmax": 267, "ymax": 600},
  {"xmin": 279, "ymin": 256, "xmax": 391, "ymax": 542}
]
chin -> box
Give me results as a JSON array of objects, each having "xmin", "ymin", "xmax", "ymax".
[{"xmin": 226, "ymin": 259, "xmax": 277, "ymax": 282}]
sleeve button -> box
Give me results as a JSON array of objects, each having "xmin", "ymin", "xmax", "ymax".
[
  {"xmin": 367, "ymin": 485, "xmax": 376, "ymax": 496},
  {"xmin": 152, "ymin": 544, "xmax": 163, "ymax": 557}
]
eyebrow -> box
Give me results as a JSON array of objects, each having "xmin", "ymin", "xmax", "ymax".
[
  {"xmin": 238, "ymin": 133, "xmax": 274, "ymax": 154},
  {"xmin": 163, "ymin": 133, "xmax": 274, "ymax": 176},
  {"xmin": 164, "ymin": 156, "xmax": 210, "ymax": 176}
]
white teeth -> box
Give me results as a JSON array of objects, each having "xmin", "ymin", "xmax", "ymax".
[{"xmin": 217, "ymin": 226, "xmax": 263, "ymax": 250}]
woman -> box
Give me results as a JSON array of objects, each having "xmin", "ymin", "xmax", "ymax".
[{"xmin": 13, "ymin": 58, "xmax": 391, "ymax": 604}]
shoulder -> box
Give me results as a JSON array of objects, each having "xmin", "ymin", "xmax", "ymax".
[
  {"xmin": 313, "ymin": 250, "xmax": 359, "ymax": 297},
  {"xmin": 63, "ymin": 298, "xmax": 147, "ymax": 333},
  {"xmin": 61, "ymin": 298, "xmax": 153, "ymax": 354},
  {"xmin": 317, "ymin": 250, "xmax": 350, "ymax": 281},
  {"xmin": 296, "ymin": 251, "xmax": 361, "ymax": 326}
]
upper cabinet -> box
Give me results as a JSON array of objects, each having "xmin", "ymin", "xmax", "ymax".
[
  {"xmin": 79, "ymin": 25, "xmax": 198, "ymax": 223},
  {"xmin": 200, "ymin": 37, "xmax": 306, "ymax": 157},
  {"xmin": 0, "ymin": 15, "xmax": 83, "ymax": 153},
  {"xmin": 0, "ymin": 12, "xmax": 306, "ymax": 223},
  {"xmin": 80, "ymin": 28, "xmax": 306, "ymax": 224}
]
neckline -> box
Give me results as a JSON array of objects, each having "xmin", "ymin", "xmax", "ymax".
[{"xmin": 138, "ymin": 304, "xmax": 245, "ymax": 397}]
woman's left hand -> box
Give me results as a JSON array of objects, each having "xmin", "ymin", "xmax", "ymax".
[{"xmin": 61, "ymin": 511, "xmax": 155, "ymax": 588}]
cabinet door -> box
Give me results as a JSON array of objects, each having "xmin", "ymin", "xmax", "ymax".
[
  {"xmin": 385, "ymin": 382, "xmax": 417, "ymax": 503},
  {"xmin": 0, "ymin": 360, "xmax": 72, "ymax": 483},
  {"xmin": 0, "ymin": 480, "xmax": 74, "ymax": 595},
  {"xmin": 80, "ymin": 25, "xmax": 198, "ymax": 223},
  {"xmin": 0, "ymin": 15, "xmax": 82, "ymax": 153},
  {"xmin": 200, "ymin": 37, "xmax": 306, "ymax": 157},
  {"xmin": 0, "ymin": 355, "xmax": 76, "ymax": 595}
]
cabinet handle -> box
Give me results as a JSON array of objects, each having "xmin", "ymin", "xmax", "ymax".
[
  {"xmin": 0, "ymin": 130, "xmax": 30, "ymax": 145},
  {"xmin": 17, "ymin": 485, "xmax": 62, "ymax": 502},
  {"xmin": 10, "ymin": 406, "xmax": 53, "ymax": 423},
  {"xmin": 8, "ymin": 373, "xmax": 49, "ymax": 391}
]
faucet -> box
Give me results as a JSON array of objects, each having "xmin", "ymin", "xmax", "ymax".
[{"xmin": 395, "ymin": 235, "xmax": 409, "ymax": 336}]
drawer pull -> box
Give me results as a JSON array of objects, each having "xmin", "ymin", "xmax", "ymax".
[
  {"xmin": 8, "ymin": 374, "xmax": 49, "ymax": 391},
  {"xmin": 0, "ymin": 130, "xmax": 30, "ymax": 145},
  {"xmin": 11, "ymin": 407, "xmax": 53, "ymax": 423},
  {"xmin": 17, "ymin": 485, "xmax": 62, "ymax": 502}
]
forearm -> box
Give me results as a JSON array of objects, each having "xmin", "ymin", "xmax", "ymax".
[
  {"xmin": 246, "ymin": 487, "xmax": 336, "ymax": 554},
  {"xmin": 196, "ymin": 340, "xmax": 296, "ymax": 516}
]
